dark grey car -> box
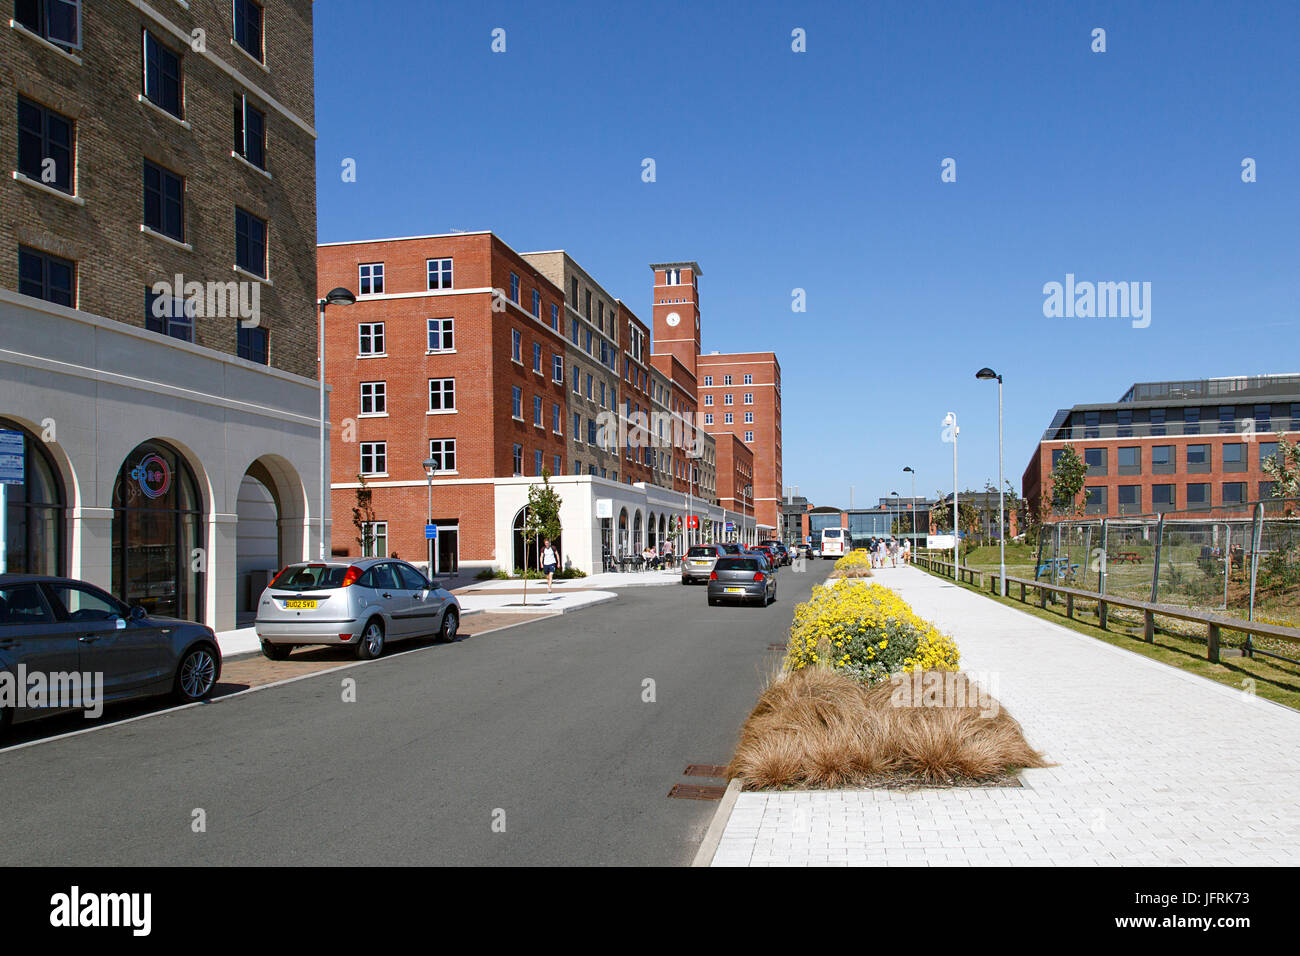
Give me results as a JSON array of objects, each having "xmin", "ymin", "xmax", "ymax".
[
  {"xmin": 0, "ymin": 575, "xmax": 222, "ymax": 735},
  {"xmin": 707, "ymin": 556, "xmax": 777, "ymax": 607}
]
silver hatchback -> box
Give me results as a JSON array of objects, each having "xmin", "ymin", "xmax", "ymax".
[{"xmin": 254, "ymin": 559, "xmax": 461, "ymax": 660}]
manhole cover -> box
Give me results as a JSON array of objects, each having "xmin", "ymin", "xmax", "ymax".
[
  {"xmin": 684, "ymin": 764, "xmax": 728, "ymax": 778},
  {"xmin": 667, "ymin": 784, "xmax": 727, "ymax": 801}
]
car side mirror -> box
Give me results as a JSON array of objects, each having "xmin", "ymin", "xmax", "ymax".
[{"xmin": 129, "ymin": 605, "xmax": 147, "ymax": 621}]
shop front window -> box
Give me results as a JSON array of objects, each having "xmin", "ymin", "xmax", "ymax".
[{"xmin": 0, "ymin": 419, "xmax": 66, "ymax": 576}]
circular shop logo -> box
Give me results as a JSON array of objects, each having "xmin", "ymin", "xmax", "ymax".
[{"xmin": 131, "ymin": 454, "xmax": 172, "ymax": 499}]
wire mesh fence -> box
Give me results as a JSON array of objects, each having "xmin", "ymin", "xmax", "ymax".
[{"xmin": 1038, "ymin": 498, "xmax": 1300, "ymax": 629}]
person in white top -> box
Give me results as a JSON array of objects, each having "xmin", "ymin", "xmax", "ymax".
[
  {"xmin": 541, "ymin": 539, "xmax": 558, "ymax": 593},
  {"xmin": 902, "ymin": 538, "xmax": 912, "ymax": 564}
]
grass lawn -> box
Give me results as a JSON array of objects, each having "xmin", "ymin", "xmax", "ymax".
[{"xmin": 914, "ymin": 562, "xmax": 1300, "ymax": 712}]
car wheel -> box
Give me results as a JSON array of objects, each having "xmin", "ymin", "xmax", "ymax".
[
  {"xmin": 708, "ymin": 596, "xmax": 718, "ymax": 606},
  {"xmin": 439, "ymin": 607, "xmax": 459, "ymax": 643},
  {"xmin": 261, "ymin": 640, "xmax": 292, "ymax": 661},
  {"xmin": 174, "ymin": 644, "xmax": 219, "ymax": 702},
  {"xmin": 357, "ymin": 618, "xmax": 385, "ymax": 660}
]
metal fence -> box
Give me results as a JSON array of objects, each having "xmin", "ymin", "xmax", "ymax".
[{"xmin": 1035, "ymin": 498, "xmax": 1300, "ymax": 627}]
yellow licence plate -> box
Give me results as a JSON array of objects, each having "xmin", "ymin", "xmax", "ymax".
[
  {"xmin": 285, "ymin": 599, "xmax": 317, "ymax": 610},
  {"xmin": 724, "ymin": 587, "xmax": 744, "ymax": 594},
  {"xmin": 692, "ymin": 560, "xmax": 709, "ymax": 566}
]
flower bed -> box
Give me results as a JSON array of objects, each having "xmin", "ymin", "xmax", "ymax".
[{"xmin": 830, "ymin": 551, "xmax": 874, "ymax": 579}]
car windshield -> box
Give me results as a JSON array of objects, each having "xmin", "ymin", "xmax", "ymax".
[
  {"xmin": 687, "ymin": 546, "xmax": 716, "ymax": 557},
  {"xmin": 716, "ymin": 558, "xmax": 759, "ymax": 572},
  {"xmin": 270, "ymin": 564, "xmax": 350, "ymax": 591}
]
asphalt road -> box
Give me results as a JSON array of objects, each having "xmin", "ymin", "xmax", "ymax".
[{"xmin": 0, "ymin": 561, "xmax": 831, "ymax": 866}]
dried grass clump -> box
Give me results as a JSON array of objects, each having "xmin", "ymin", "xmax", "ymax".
[
  {"xmin": 829, "ymin": 566, "xmax": 875, "ymax": 579},
  {"xmin": 727, "ymin": 667, "xmax": 1049, "ymax": 788}
]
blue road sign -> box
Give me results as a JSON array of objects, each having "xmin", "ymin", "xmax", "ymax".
[
  {"xmin": 0, "ymin": 430, "xmax": 24, "ymax": 485},
  {"xmin": 425, "ymin": 524, "xmax": 438, "ymax": 540}
]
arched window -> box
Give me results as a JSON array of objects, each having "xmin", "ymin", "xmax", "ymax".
[
  {"xmin": 112, "ymin": 440, "xmax": 204, "ymax": 621},
  {"xmin": 0, "ymin": 418, "xmax": 66, "ymax": 575}
]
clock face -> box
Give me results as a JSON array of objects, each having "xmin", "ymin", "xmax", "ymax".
[{"xmin": 665, "ymin": 312, "xmax": 681, "ymax": 327}]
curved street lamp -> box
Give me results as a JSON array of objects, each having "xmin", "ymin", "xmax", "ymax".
[
  {"xmin": 903, "ymin": 465, "xmax": 916, "ymax": 548},
  {"xmin": 976, "ymin": 367, "xmax": 1006, "ymax": 596},
  {"xmin": 317, "ymin": 287, "xmax": 356, "ymax": 558}
]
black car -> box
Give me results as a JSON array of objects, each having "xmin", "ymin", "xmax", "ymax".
[
  {"xmin": 761, "ymin": 541, "xmax": 791, "ymax": 566},
  {"xmin": 0, "ymin": 575, "xmax": 222, "ymax": 735}
]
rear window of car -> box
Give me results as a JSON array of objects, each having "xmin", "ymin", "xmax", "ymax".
[
  {"xmin": 271, "ymin": 564, "xmax": 350, "ymax": 591},
  {"xmin": 687, "ymin": 546, "xmax": 717, "ymax": 557},
  {"xmin": 715, "ymin": 558, "xmax": 759, "ymax": 572},
  {"xmin": 0, "ymin": 584, "xmax": 55, "ymax": 625}
]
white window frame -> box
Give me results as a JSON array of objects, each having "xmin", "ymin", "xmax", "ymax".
[
  {"xmin": 360, "ymin": 442, "xmax": 387, "ymax": 476},
  {"xmin": 358, "ymin": 262, "xmax": 384, "ymax": 296},
  {"xmin": 359, "ymin": 381, "xmax": 386, "ymax": 416},
  {"xmin": 428, "ymin": 377, "xmax": 455, "ymax": 412},
  {"xmin": 427, "ymin": 317, "xmax": 454, "ymax": 352},
  {"xmin": 428, "ymin": 438, "xmax": 456, "ymax": 474},
  {"xmin": 358, "ymin": 322, "xmax": 385, "ymax": 355},
  {"xmin": 427, "ymin": 257, "xmax": 453, "ymax": 290}
]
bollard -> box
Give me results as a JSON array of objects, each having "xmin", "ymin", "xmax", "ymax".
[
  {"xmin": 1207, "ymin": 623, "xmax": 1220, "ymax": 664},
  {"xmin": 1143, "ymin": 610, "xmax": 1154, "ymax": 642},
  {"xmin": 1099, "ymin": 600, "xmax": 1108, "ymax": 630},
  {"xmin": 1066, "ymin": 593, "xmax": 1074, "ymax": 619}
]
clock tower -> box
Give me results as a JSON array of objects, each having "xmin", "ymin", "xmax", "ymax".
[{"xmin": 650, "ymin": 261, "xmax": 702, "ymax": 379}]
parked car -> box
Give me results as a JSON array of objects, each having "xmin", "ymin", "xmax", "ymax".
[
  {"xmin": 761, "ymin": 541, "xmax": 791, "ymax": 566},
  {"xmin": 254, "ymin": 558, "xmax": 460, "ymax": 660},
  {"xmin": 718, "ymin": 542, "xmax": 745, "ymax": 555},
  {"xmin": 681, "ymin": 544, "xmax": 728, "ymax": 584},
  {"xmin": 751, "ymin": 544, "xmax": 779, "ymax": 567},
  {"xmin": 0, "ymin": 574, "xmax": 222, "ymax": 735},
  {"xmin": 707, "ymin": 556, "xmax": 777, "ymax": 607}
]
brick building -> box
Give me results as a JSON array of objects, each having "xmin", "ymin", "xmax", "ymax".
[
  {"xmin": 1023, "ymin": 376, "xmax": 1300, "ymax": 520},
  {"xmin": 1, "ymin": 0, "xmax": 325, "ymax": 630}
]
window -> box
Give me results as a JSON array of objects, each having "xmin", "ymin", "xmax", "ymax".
[
  {"xmin": 744, "ymin": 411, "xmax": 754, "ymax": 423},
  {"xmin": 1186, "ymin": 483, "xmax": 1210, "ymax": 509},
  {"xmin": 360, "ymin": 523, "xmax": 387, "ymax": 558},
  {"xmin": 509, "ymin": 272, "xmax": 520, "ymax": 303},
  {"xmin": 599, "ymin": 381, "xmax": 606, "ymax": 408},
  {"xmin": 359, "ymin": 381, "xmax": 386, "ymax": 415},
  {"xmin": 143, "ymin": 30, "xmax": 183, "ymax": 119},
  {"xmin": 723, "ymin": 375, "xmax": 732, "ymax": 386},
  {"xmin": 17, "ymin": 245, "xmax": 74, "ymax": 306},
  {"xmin": 17, "ymin": 96, "xmax": 73, "ymax": 194},
  {"xmin": 233, "ymin": 94, "xmax": 266, "ymax": 169},
  {"xmin": 511, "ymin": 329, "xmax": 522, "ymax": 363},
  {"xmin": 1183, "ymin": 407, "xmax": 1201, "ymax": 435},
  {"xmin": 511, "ymin": 386, "xmax": 522, "ymax": 419},
  {"xmin": 744, "ymin": 431, "xmax": 753, "ymax": 443},
  {"xmin": 1152, "ymin": 484, "xmax": 1176, "ymax": 510},
  {"xmin": 724, "ymin": 412, "xmax": 733, "ymax": 424},
  {"xmin": 360, "ymin": 442, "xmax": 387, "ymax": 475},
  {"xmin": 1149, "ymin": 408, "xmax": 1166, "ymax": 436},
  {"xmin": 1117, "ymin": 409, "xmax": 1133, "ymax": 438},
  {"xmin": 665, "ymin": 268, "xmax": 681, "ymax": 284},
  {"xmin": 1222, "ymin": 443, "xmax": 1246, "ymax": 471},
  {"xmin": 235, "ymin": 207, "xmax": 267, "ymax": 277},
  {"xmin": 584, "ymin": 289, "xmax": 592, "ymax": 318},
  {"xmin": 1117, "ymin": 446, "xmax": 1140, "ymax": 475},
  {"xmin": 703, "ymin": 375, "xmax": 713, "ymax": 386},
  {"xmin": 534, "ymin": 449, "xmax": 543, "ymax": 476},
  {"xmin": 143, "ymin": 160, "xmax": 184, "ymax": 242},
  {"xmin": 358, "ymin": 263, "xmax": 384, "ymax": 296},
  {"xmin": 427, "ymin": 258, "xmax": 453, "ymax": 289},
  {"xmin": 586, "ymin": 374, "xmax": 593, "ymax": 400},
  {"xmin": 144, "ymin": 287, "xmax": 195, "ymax": 342},
  {"xmin": 1218, "ymin": 406, "xmax": 1235, "ymax": 434},
  {"xmin": 703, "ymin": 394, "xmax": 713, "ymax": 406},
  {"xmin": 1117, "ymin": 485, "xmax": 1141, "ymax": 514},
  {"xmin": 1084, "ymin": 447, "xmax": 1107, "ymax": 474},
  {"xmin": 554, "ymin": 454, "xmax": 562, "ymax": 475},
  {"xmin": 1084, "ymin": 485, "xmax": 1107, "ymax": 515},
  {"xmin": 358, "ymin": 322, "xmax": 384, "ymax": 355},
  {"xmin": 743, "ymin": 393, "xmax": 753, "ymax": 405},
  {"xmin": 572, "ymin": 367, "xmax": 580, "ymax": 394},
  {"xmin": 724, "ymin": 394, "xmax": 733, "ymax": 406},
  {"xmin": 427, "ymin": 317, "xmax": 453, "ymax": 351},
  {"xmin": 14, "ymin": 0, "xmax": 82, "ymax": 49},
  {"xmin": 428, "ymin": 378, "xmax": 455, "ymax": 411},
  {"xmin": 597, "ymin": 301, "xmax": 604, "ymax": 330},
  {"xmin": 233, "ymin": 0, "xmax": 264, "ymax": 61},
  {"xmin": 744, "ymin": 373, "xmax": 753, "ymax": 385},
  {"xmin": 552, "ymin": 354, "xmax": 563, "ymax": 383},
  {"xmin": 570, "ymin": 318, "xmax": 579, "ymax": 345},
  {"xmin": 1260, "ymin": 441, "xmax": 1279, "ymax": 467},
  {"xmin": 704, "ymin": 413, "xmax": 713, "ymax": 425},
  {"xmin": 512, "ymin": 444, "xmax": 523, "ymax": 476},
  {"xmin": 533, "ymin": 395, "xmax": 542, "ymax": 426},
  {"xmin": 1292, "ymin": 404, "xmax": 1300, "ymax": 430},
  {"xmin": 428, "ymin": 439, "xmax": 455, "ymax": 473},
  {"xmin": 1255, "ymin": 404, "xmax": 1272, "ymax": 432},
  {"xmin": 528, "ymin": 342, "xmax": 540, "ymax": 374},
  {"xmin": 573, "ymin": 412, "xmax": 581, "ymax": 439},
  {"xmin": 237, "ymin": 325, "xmax": 268, "ymax": 364},
  {"xmin": 1186, "ymin": 444, "xmax": 1210, "ymax": 469},
  {"xmin": 552, "ymin": 403, "xmax": 561, "ymax": 433},
  {"xmin": 1222, "ymin": 482, "xmax": 1247, "ymax": 506},
  {"xmin": 1151, "ymin": 445, "xmax": 1174, "ymax": 473},
  {"xmin": 585, "ymin": 329, "xmax": 593, "ymax": 355},
  {"xmin": 550, "ymin": 303, "xmax": 559, "ymax": 331},
  {"xmin": 1083, "ymin": 411, "xmax": 1100, "ymax": 439},
  {"xmin": 587, "ymin": 418, "xmax": 597, "ymax": 445}
]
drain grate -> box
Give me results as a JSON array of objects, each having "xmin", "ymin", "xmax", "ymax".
[
  {"xmin": 684, "ymin": 764, "xmax": 728, "ymax": 778},
  {"xmin": 668, "ymin": 784, "xmax": 727, "ymax": 801}
]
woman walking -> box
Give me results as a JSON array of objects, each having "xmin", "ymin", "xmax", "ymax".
[{"xmin": 541, "ymin": 538, "xmax": 558, "ymax": 593}]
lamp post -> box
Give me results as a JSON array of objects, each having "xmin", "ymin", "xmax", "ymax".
[
  {"xmin": 890, "ymin": 491, "xmax": 900, "ymax": 541},
  {"xmin": 977, "ymin": 368, "xmax": 1006, "ymax": 596},
  {"xmin": 942, "ymin": 412, "xmax": 960, "ymax": 579},
  {"xmin": 903, "ymin": 466, "xmax": 916, "ymax": 549},
  {"xmin": 317, "ymin": 287, "xmax": 356, "ymax": 559},
  {"xmin": 423, "ymin": 457, "xmax": 438, "ymax": 577}
]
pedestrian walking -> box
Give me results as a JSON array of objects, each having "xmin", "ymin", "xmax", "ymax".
[{"xmin": 541, "ymin": 539, "xmax": 558, "ymax": 593}]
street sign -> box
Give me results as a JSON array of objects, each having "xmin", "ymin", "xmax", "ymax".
[
  {"xmin": 425, "ymin": 524, "xmax": 438, "ymax": 540},
  {"xmin": 687, "ymin": 515, "xmax": 699, "ymax": 529},
  {"xmin": 0, "ymin": 430, "xmax": 23, "ymax": 485},
  {"xmin": 725, "ymin": 522, "xmax": 734, "ymax": 533}
]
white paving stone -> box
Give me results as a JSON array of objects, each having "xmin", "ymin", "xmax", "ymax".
[{"xmin": 712, "ymin": 565, "xmax": 1300, "ymax": 866}]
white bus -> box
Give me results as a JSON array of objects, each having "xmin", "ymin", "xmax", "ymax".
[{"xmin": 820, "ymin": 527, "xmax": 849, "ymax": 559}]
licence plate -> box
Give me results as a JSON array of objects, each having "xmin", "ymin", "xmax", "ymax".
[
  {"xmin": 724, "ymin": 587, "xmax": 744, "ymax": 594},
  {"xmin": 285, "ymin": 599, "xmax": 317, "ymax": 610},
  {"xmin": 692, "ymin": 560, "xmax": 709, "ymax": 566}
]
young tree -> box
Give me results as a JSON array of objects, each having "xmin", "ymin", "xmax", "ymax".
[
  {"xmin": 1047, "ymin": 444, "xmax": 1091, "ymax": 517},
  {"xmin": 1262, "ymin": 436, "xmax": 1300, "ymax": 512},
  {"xmin": 520, "ymin": 470, "xmax": 563, "ymax": 605},
  {"xmin": 352, "ymin": 474, "xmax": 376, "ymax": 556}
]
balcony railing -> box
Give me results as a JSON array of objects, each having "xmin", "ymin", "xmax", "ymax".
[{"xmin": 1044, "ymin": 419, "xmax": 1300, "ymax": 442}]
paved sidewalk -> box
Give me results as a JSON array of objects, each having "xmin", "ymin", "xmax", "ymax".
[{"xmin": 712, "ymin": 565, "xmax": 1300, "ymax": 866}]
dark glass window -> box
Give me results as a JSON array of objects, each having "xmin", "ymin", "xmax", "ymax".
[
  {"xmin": 1183, "ymin": 407, "xmax": 1200, "ymax": 435},
  {"xmin": 1186, "ymin": 444, "xmax": 1209, "ymax": 466},
  {"xmin": 1149, "ymin": 408, "xmax": 1166, "ymax": 436},
  {"xmin": 235, "ymin": 207, "xmax": 267, "ymax": 277},
  {"xmin": 1083, "ymin": 411, "xmax": 1100, "ymax": 438},
  {"xmin": 1221, "ymin": 482, "xmax": 1246, "ymax": 506},
  {"xmin": 1116, "ymin": 409, "xmax": 1132, "ymax": 438},
  {"xmin": 1218, "ymin": 406, "xmax": 1235, "ymax": 434},
  {"xmin": 143, "ymin": 160, "xmax": 184, "ymax": 242},
  {"xmin": 143, "ymin": 30, "xmax": 183, "ymax": 118},
  {"xmin": 233, "ymin": 94, "xmax": 266, "ymax": 169},
  {"xmin": 17, "ymin": 96, "xmax": 73, "ymax": 193},
  {"xmin": 0, "ymin": 417, "xmax": 66, "ymax": 576},
  {"xmin": 233, "ymin": 0, "xmax": 263, "ymax": 60},
  {"xmin": 1186, "ymin": 483, "xmax": 1210, "ymax": 508},
  {"xmin": 18, "ymin": 245, "xmax": 74, "ymax": 306},
  {"xmin": 144, "ymin": 286, "xmax": 195, "ymax": 342},
  {"xmin": 1152, "ymin": 485, "xmax": 1175, "ymax": 509},
  {"xmin": 237, "ymin": 325, "xmax": 268, "ymax": 364},
  {"xmin": 14, "ymin": 0, "xmax": 81, "ymax": 49}
]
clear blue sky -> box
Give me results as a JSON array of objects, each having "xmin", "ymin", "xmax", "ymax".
[{"xmin": 315, "ymin": 0, "xmax": 1299, "ymax": 509}]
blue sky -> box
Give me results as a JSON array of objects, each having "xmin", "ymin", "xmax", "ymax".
[{"xmin": 315, "ymin": 0, "xmax": 1299, "ymax": 508}]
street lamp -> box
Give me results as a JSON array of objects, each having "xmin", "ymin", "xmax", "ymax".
[
  {"xmin": 423, "ymin": 457, "xmax": 438, "ymax": 576},
  {"xmin": 903, "ymin": 466, "xmax": 916, "ymax": 549},
  {"xmin": 942, "ymin": 412, "xmax": 960, "ymax": 579},
  {"xmin": 317, "ymin": 286, "xmax": 356, "ymax": 559},
  {"xmin": 976, "ymin": 367, "xmax": 1006, "ymax": 596},
  {"xmin": 890, "ymin": 491, "xmax": 900, "ymax": 542}
]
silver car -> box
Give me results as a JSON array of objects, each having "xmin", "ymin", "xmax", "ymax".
[
  {"xmin": 681, "ymin": 544, "xmax": 727, "ymax": 584},
  {"xmin": 707, "ymin": 555, "xmax": 777, "ymax": 607},
  {"xmin": 254, "ymin": 559, "xmax": 460, "ymax": 660}
]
